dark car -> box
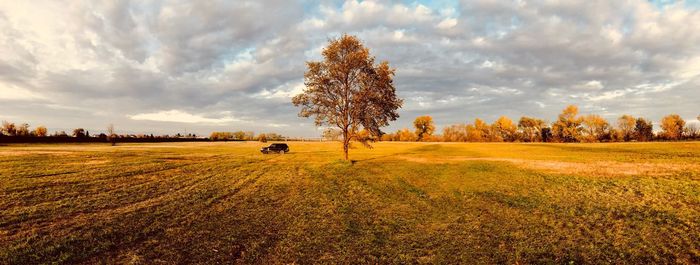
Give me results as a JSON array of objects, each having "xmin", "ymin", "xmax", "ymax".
[{"xmin": 261, "ymin": 143, "xmax": 289, "ymax": 154}]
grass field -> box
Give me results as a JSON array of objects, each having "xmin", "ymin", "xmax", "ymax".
[{"xmin": 1, "ymin": 141, "xmax": 699, "ymax": 264}]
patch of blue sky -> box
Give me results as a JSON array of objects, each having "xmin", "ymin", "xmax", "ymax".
[
  {"xmin": 301, "ymin": 0, "xmax": 461, "ymax": 16},
  {"xmin": 413, "ymin": 0, "xmax": 460, "ymax": 14},
  {"xmin": 649, "ymin": 0, "xmax": 700, "ymax": 9},
  {"xmin": 219, "ymin": 47, "xmax": 255, "ymax": 67}
]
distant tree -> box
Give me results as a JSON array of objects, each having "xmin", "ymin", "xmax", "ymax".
[
  {"xmin": 1, "ymin": 121, "xmax": 17, "ymax": 136},
  {"xmin": 258, "ymin": 134, "xmax": 267, "ymax": 143},
  {"xmin": 266, "ymin": 133, "xmax": 284, "ymax": 141},
  {"xmin": 581, "ymin": 114, "xmax": 610, "ymax": 142},
  {"xmin": 16, "ymin": 123, "xmax": 30, "ymax": 136},
  {"xmin": 422, "ymin": 134, "xmax": 441, "ymax": 142},
  {"xmin": 381, "ymin": 130, "xmax": 402, "ymax": 141},
  {"xmin": 398, "ymin": 128, "xmax": 417, "ymax": 142},
  {"xmin": 33, "ymin": 126, "xmax": 48, "ymax": 137},
  {"xmin": 465, "ymin": 119, "xmax": 486, "ymax": 142},
  {"xmin": 392, "ymin": 130, "xmax": 403, "ymax": 141},
  {"xmin": 465, "ymin": 124, "xmax": 478, "ymax": 142},
  {"xmin": 540, "ymin": 127, "xmax": 553, "ymax": 142},
  {"xmin": 292, "ymin": 34, "xmax": 403, "ymax": 160},
  {"xmin": 660, "ymin": 114, "xmax": 685, "ymax": 140},
  {"xmin": 73, "ymin": 128, "xmax": 86, "ymax": 138},
  {"xmin": 492, "ymin": 116, "xmax": 517, "ymax": 142},
  {"xmin": 518, "ymin": 116, "xmax": 546, "ymax": 142},
  {"xmin": 633, "ymin": 118, "xmax": 654, "ymax": 142},
  {"xmin": 616, "ymin": 115, "xmax": 636, "ymax": 142},
  {"xmin": 380, "ymin": 132, "xmax": 394, "ymax": 141},
  {"xmin": 244, "ymin": 131, "xmax": 255, "ymax": 141},
  {"xmin": 685, "ymin": 123, "xmax": 699, "ymax": 139},
  {"xmin": 608, "ymin": 128, "xmax": 623, "ymax": 142},
  {"xmin": 468, "ymin": 118, "xmax": 492, "ymax": 142},
  {"xmin": 233, "ymin": 131, "xmax": 246, "ymax": 140},
  {"xmin": 356, "ymin": 129, "xmax": 378, "ymax": 142},
  {"xmin": 107, "ymin": 124, "xmax": 116, "ymax": 146},
  {"xmin": 693, "ymin": 114, "xmax": 700, "ymax": 139},
  {"xmin": 322, "ymin": 128, "xmax": 342, "ymax": 141},
  {"xmin": 210, "ymin": 132, "xmax": 234, "ymax": 140},
  {"xmin": 442, "ymin": 124, "xmax": 467, "ymax": 142},
  {"xmin": 413, "ymin": 115, "xmax": 435, "ymax": 141},
  {"xmin": 551, "ymin": 105, "xmax": 583, "ymax": 142}
]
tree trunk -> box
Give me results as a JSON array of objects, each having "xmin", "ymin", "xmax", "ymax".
[
  {"xmin": 343, "ymin": 141, "xmax": 349, "ymax": 160},
  {"xmin": 342, "ymin": 134, "xmax": 349, "ymax": 160}
]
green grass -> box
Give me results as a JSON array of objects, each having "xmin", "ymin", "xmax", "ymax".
[{"xmin": 1, "ymin": 142, "xmax": 699, "ymax": 264}]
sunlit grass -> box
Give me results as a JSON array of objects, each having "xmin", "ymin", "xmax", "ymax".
[{"xmin": 1, "ymin": 141, "xmax": 699, "ymax": 263}]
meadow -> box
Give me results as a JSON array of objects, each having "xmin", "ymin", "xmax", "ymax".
[{"xmin": 1, "ymin": 141, "xmax": 699, "ymax": 264}]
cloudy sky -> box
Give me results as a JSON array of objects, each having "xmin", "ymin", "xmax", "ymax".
[{"xmin": 1, "ymin": 0, "xmax": 699, "ymax": 137}]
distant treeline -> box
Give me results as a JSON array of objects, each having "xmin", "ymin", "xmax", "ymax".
[
  {"xmin": 0, "ymin": 135, "xmax": 209, "ymax": 144},
  {"xmin": 5, "ymin": 105, "xmax": 698, "ymax": 144},
  {"xmin": 209, "ymin": 131, "xmax": 286, "ymax": 141},
  {"xmin": 0, "ymin": 121, "xmax": 207, "ymax": 143},
  {"xmin": 0, "ymin": 121, "xmax": 292, "ymax": 144},
  {"xmin": 380, "ymin": 105, "xmax": 699, "ymax": 143}
]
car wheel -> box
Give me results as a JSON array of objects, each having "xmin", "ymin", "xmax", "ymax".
[{"xmin": 279, "ymin": 150, "xmax": 284, "ymax": 154}]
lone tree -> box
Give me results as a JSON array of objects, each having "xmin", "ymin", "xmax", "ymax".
[
  {"xmin": 293, "ymin": 34, "xmax": 402, "ymax": 160},
  {"xmin": 107, "ymin": 124, "xmax": 117, "ymax": 146},
  {"xmin": 33, "ymin": 126, "xmax": 48, "ymax": 137},
  {"xmin": 73, "ymin": 128, "xmax": 86, "ymax": 138},
  {"xmin": 413, "ymin": 115, "xmax": 435, "ymax": 141}
]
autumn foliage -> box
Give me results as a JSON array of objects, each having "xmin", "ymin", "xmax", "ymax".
[
  {"xmin": 413, "ymin": 115, "xmax": 435, "ymax": 141},
  {"xmin": 380, "ymin": 105, "xmax": 699, "ymax": 143},
  {"xmin": 293, "ymin": 34, "xmax": 403, "ymax": 160}
]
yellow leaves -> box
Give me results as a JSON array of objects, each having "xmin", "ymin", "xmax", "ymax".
[
  {"xmin": 552, "ymin": 105, "xmax": 583, "ymax": 142},
  {"xmin": 581, "ymin": 114, "xmax": 611, "ymax": 142},
  {"xmin": 413, "ymin": 115, "xmax": 435, "ymax": 141},
  {"xmin": 660, "ymin": 114, "xmax": 686, "ymax": 140},
  {"xmin": 295, "ymin": 34, "xmax": 402, "ymax": 160},
  {"xmin": 493, "ymin": 116, "xmax": 517, "ymax": 142}
]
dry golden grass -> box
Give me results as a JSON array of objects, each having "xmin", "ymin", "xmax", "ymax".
[
  {"xmin": 397, "ymin": 155, "xmax": 700, "ymax": 176},
  {"xmin": 1, "ymin": 141, "xmax": 699, "ymax": 264}
]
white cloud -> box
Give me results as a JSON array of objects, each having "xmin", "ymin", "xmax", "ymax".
[
  {"xmin": 393, "ymin": 30, "xmax": 405, "ymax": 40},
  {"xmin": 573, "ymin": 80, "xmax": 604, "ymax": 90},
  {"xmin": 129, "ymin": 110, "xmax": 235, "ymax": 124},
  {"xmin": 674, "ymin": 56, "xmax": 700, "ymax": 79},
  {"xmin": 437, "ymin": 18, "xmax": 458, "ymax": 29},
  {"xmin": 256, "ymin": 82, "xmax": 305, "ymax": 99},
  {"xmin": 0, "ymin": 83, "xmax": 45, "ymax": 100},
  {"xmin": 587, "ymin": 90, "xmax": 627, "ymax": 101},
  {"xmin": 633, "ymin": 81, "xmax": 682, "ymax": 94}
]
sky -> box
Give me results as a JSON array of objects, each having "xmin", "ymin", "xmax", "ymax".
[{"xmin": 0, "ymin": 0, "xmax": 699, "ymax": 137}]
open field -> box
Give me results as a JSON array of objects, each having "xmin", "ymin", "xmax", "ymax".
[{"xmin": 1, "ymin": 142, "xmax": 699, "ymax": 264}]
